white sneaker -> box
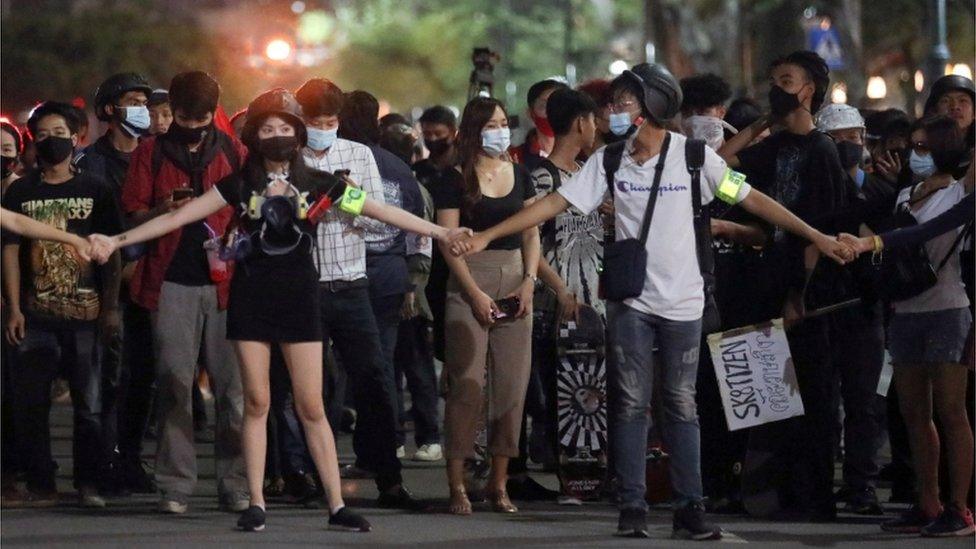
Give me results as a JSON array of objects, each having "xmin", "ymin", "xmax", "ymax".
[
  {"xmin": 412, "ymin": 443, "xmax": 443, "ymax": 462},
  {"xmin": 396, "ymin": 445, "xmax": 406, "ymax": 459}
]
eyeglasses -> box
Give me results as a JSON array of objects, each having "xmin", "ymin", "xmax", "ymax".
[
  {"xmin": 609, "ymin": 100, "xmax": 637, "ymax": 113},
  {"xmin": 911, "ymin": 141, "xmax": 930, "ymax": 154}
]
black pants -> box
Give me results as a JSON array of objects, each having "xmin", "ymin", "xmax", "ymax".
[
  {"xmin": 781, "ymin": 318, "xmax": 835, "ymax": 512},
  {"xmin": 394, "ymin": 316, "xmax": 441, "ymax": 446},
  {"xmin": 117, "ymin": 302, "xmax": 156, "ymax": 466},
  {"xmin": 829, "ymin": 304, "xmax": 886, "ymax": 491},
  {"xmin": 320, "ymin": 284, "xmax": 402, "ymax": 492},
  {"xmin": 1, "ymin": 338, "xmax": 19, "ymax": 478},
  {"xmin": 13, "ymin": 322, "xmax": 102, "ymax": 490},
  {"xmin": 697, "ymin": 339, "xmax": 747, "ymax": 502}
]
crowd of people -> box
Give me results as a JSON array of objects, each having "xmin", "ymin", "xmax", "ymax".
[{"xmin": 0, "ymin": 45, "xmax": 974, "ymax": 540}]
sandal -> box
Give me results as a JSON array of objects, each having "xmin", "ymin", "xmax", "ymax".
[
  {"xmin": 488, "ymin": 490, "xmax": 518, "ymax": 513},
  {"xmin": 449, "ymin": 486, "xmax": 472, "ymax": 515}
]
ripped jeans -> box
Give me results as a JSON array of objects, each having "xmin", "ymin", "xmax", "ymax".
[{"xmin": 607, "ymin": 302, "xmax": 703, "ymax": 510}]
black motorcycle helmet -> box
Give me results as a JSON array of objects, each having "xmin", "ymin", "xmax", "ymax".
[
  {"xmin": 924, "ymin": 74, "xmax": 976, "ymax": 116},
  {"xmin": 242, "ymin": 88, "xmax": 308, "ymax": 150},
  {"xmin": 619, "ymin": 63, "xmax": 683, "ymax": 125},
  {"xmin": 93, "ymin": 72, "xmax": 153, "ymax": 121}
]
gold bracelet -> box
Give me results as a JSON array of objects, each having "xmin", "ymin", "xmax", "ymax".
[{"xmin": 872, "ymin": 235, "xmax": 883, "ymax": 253}]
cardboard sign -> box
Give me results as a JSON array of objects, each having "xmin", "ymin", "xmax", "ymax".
[{"xmin": 706, "ymin": 319, "xmax": 805, "ymax": 431}]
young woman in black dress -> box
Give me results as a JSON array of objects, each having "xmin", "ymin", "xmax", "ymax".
[{"xmin": 88, "ymin": 89, "xmax": 470, "ymax": 532}]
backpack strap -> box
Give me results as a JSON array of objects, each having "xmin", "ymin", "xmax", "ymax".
[
  {"xmin": 602, "ymin": 141, "xmax": 627, "ymax": 245},
  {"xmin": 935, "ymin": 220, "xmax": 974, "ymax": 272},
  {"xmin": 686, "ymin": 138, "xmax": 715, "ymax": 276},
  {"xmin": 603, "ymin": 141, "xmax": 626, "ymax": 196},
  {"xmin": 538, "ymin": 158, "xmax": 562, "ymax": 191}
]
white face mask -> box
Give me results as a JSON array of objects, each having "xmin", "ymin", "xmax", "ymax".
[
  {"xmin": 306, "ymin": 126, "xmax": 338, "ymax": 151},
  {"xmin": 119, "ymin": 106, "xmax": 151, "ymax": 137},
  {"xmin": 481, "ymin": 127, "xmax": 511, "ymax": 157},
  {"xmin": 681, "ymin": 115, "xmax": 737, "ymax": 151}
]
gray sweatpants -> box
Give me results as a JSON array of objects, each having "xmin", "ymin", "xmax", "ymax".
[{"xmin": 151, "ymin": 282, "xmax": 246, "ymax": 498}]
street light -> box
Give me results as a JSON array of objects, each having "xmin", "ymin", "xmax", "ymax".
[
  {"xmin": 866, "ymin": 77, "xmax": 887, "ymax": 100},
  {"xmin": 265, "ymin": 39, "xmax": 292, "ymax": 62},
  {"xmin": 952, "ymin": 64, "xmax": 973, "ymax": 80}
]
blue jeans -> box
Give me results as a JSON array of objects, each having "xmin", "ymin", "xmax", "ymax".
[{"xmin": 607, "ymin": 302, "xmax": 703, "ymax": 510}]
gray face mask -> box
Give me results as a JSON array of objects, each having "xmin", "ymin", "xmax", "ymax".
[{"xmin": 681, "ymin": 115, "xmax": 737, "ymax": 151}]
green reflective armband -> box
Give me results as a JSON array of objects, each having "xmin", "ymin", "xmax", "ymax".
[
  {"xmin": 717, "ymin": 168, "xmax": 746, "ymax": 204},
  {"xmin": 338, "ymin": 185, "xmax": 366, "ymax": 216}
]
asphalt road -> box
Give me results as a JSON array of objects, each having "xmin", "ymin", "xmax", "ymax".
[{"xmin": 2, "ymin": 402, "xmax": 972, "ymax": 548}]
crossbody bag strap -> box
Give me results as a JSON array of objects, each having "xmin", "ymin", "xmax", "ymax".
[{"xmin": 637, "ymin": 132, "xmax": 672, "ymax": 245}]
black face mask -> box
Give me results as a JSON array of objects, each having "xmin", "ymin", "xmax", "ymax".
[
  {"xmin": 768, "ymin": 85, "xmax": 803, "ymax": 118},
  {"xmin": 836, "ymin": 141, "xmax": 863, "ymax": 170},
  {"xmin": 425, "ymin": 138, "xmax": 451, "ymax": 157},
  {"xmin": 259, "ymin": 136, "xmax": 299, "ymax": 162},
  {"xmin": 35, "ymin": 136, "xmax": 74, "ymax": 166},
  {"xmin": 168, "ymin": 122, "xmax": 209, "ymax": 145},
  {"xmin": 1, "ymin": 155, "xmax": 15, "ymax": 178}
]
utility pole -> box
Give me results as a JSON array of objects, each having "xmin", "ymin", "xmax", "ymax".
[{"xmin": 924, "ymin": 0, "xmax": 950, "ymax": 102}]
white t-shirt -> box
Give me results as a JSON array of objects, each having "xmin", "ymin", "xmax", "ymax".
[
  {"xmin": 893, "ymin": 180, "xmax": 970, "ymax": 314},
  {"xmin": 558, "ymin": 132, "xmax": 751, "ymax": 321}
]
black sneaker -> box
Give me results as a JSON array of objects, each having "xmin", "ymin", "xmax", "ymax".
[
  {"xmin": 376, "ymin": 486, "xmax": 428, "ymax": 511},
  {"xmin": 673, "ymin": 501, "xmax": 722, "ymax": 540},
  {"xmin": 328, "ymin": 507, "xmax": 372, "ymax": 532},
  {"xmin": 881, "ymin": 505, "xmax": 940, "ymax": 534},
  {"xmin": 920, "ymin": 505, "xmax": 975, "ymax": 537},
  {"xmin": 122, "ymin": 460, "xmax": 156, "ymax": 494},
  {"xmin": 843, "ymin": 487, "xmax": 884, "ymax": 515},
  {"xmin": 237, "ymin": 505, "xmax": 266, "ymax": 532},
  {"xmin": 615, "ymin": 507, "xmax": 649, "ymax": 538},
  {"xmin": 505, "ymin": 475, "xmax": 559, "ymax": 501}
]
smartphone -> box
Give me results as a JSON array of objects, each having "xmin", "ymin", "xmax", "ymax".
[
  {"xmin": 492, "ymin": 296, "xmax": 521, "ymax": 320},
  {"xmin": 172, "ymin": 188, "xmax": 194, "ymax": 201}
]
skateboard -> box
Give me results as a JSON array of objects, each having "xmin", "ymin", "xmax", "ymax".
[{"xmin": 554, "ymin": 303, "xmax": 608, "ymax": 502}]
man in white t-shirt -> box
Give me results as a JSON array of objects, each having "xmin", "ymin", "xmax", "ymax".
[{"xmin": 449, "ymin": 63, "xmax": 854, "ymax": 541}]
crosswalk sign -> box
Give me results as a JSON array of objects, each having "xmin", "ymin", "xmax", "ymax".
[{"xmin": 808, "ymin": 27, "xmax": 845, "ymax": 70}]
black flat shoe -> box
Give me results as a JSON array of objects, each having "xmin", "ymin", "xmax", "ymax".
[
  {"xmin": 237, "ymin": 505, "xmax": 266, "ymax": 532},
  {"xmin": 329, "ymin": 507, "xmax": 371, "ymax": 532}
]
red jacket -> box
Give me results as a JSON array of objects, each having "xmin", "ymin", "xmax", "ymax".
[{"xmin": 121, "ymin": 133, "xmax": 246, "ymax": 311}]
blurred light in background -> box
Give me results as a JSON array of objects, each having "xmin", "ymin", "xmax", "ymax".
[
  {"xmin": 265, "ymin": 39, "xmax": 292, "ymax": 61},
  {"xmin": 291, "ymin": 1, "xmax": 305, "ymax": 14},
  {"xmin": 830, "ymin": 82, "xmax": 847, "ymax": 104},
  {"xmin": 866, "ymin": 76, "xmax": 887, "ymax": 100},
  {"xmin": 914, "ymin": 70, "xmax": 925, "ymax": 92},
  {"xmin": 298, "ymin": 10, "xmax": 333, "ymax": 44},
  {"xmin": 951, "ymin": 63, "xmax": 973, "ymax": 80},
  {"xmin": 609, "ymin": 59, "xmax": 627, "ymax": 76}
]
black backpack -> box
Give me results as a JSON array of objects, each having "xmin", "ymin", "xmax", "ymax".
[{"xmin": 602, "ymin": 137, "xmax": 721, "ymax": 333}]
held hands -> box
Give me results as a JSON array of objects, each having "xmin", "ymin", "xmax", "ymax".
[
  {"xmin": 436, "ymin": 226, "xmax": 474, "ymax": 244},
  {"xmin": 812, "ymin": 232, "xmax": 856, "ymax": 264},
  {"xmin": 838, "ymin": 233, "xmax": 875, "ymax": 256},
  {"xmin": 448, "ymin": 231, "xmax": 489, "ymax": 257},
  {"xmin": 69, "ymin": 234, "xmax": 93, "ymax": 262},
  {"xmin": 87, "ymin": 234, "xmax": 118, "ymax": 264}
]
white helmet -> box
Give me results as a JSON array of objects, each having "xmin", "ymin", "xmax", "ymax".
[{"xmin": 815, "ymin": 103, "xmax": 865, "ymax": 132}]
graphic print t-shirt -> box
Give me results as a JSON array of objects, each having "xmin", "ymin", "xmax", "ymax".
[
  {"xmin": 532, "ymin": 160, "xmax": 605, "ymax": 317},
  {"xmin": 2, "ymin": 171, "xmax": 124, "ymax": 324}
]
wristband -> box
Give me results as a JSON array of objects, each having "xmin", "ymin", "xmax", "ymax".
[
  {"xmin": 872, "ymin": 235, "xmax": 883, "ymax": 253},
  {"xmin": 338, "ymin": 185, "xmax": 366, "ymax": 216}
]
